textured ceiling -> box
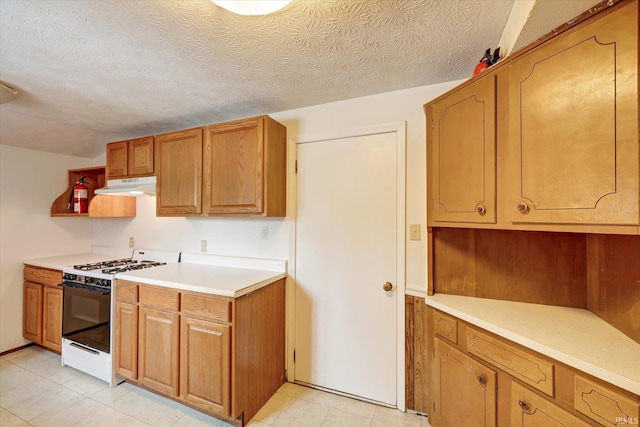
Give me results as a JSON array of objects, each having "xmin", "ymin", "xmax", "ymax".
[{"xmin": 0, "ymin": 0, "xmax": 600, "ymax": 158}]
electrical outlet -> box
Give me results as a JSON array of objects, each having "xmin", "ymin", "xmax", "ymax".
[
  {"xmin": 260, "ymin": 226, "xmax": 268, "ymax": 240},
  {"xmin": 201, "ymin": 240, "xmax": 207, "ymax": 252},
  {"xmin": 410, "ymin": 224, "xmax": 421, "ymax": 241},
  {"xmin": 129, "ymin": 237, "xmax": 135, "ymax": 248}
]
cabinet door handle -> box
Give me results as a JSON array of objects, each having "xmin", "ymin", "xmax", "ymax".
[
  {"xmin": 518, "ymin": 399, "xmax": 529, "ymax": 411},
  {"xmin": 476, "ymin": 205, "xmax": 487, "ymax": 216},
  {"xmin": 517, "ymin": 203, "xmax": 530, "ymax": 214},
  {"xmin": 477, "ymin": 375, "xmax": 486, "ymax": 386}
]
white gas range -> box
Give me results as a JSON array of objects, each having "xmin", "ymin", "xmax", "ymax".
[{"xmin": 60, "ymin": 249, "xmax": 180, "ymax": 386}]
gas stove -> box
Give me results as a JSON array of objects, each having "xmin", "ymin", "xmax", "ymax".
[{"xmin": 61, "ymin": 249, "xmax": 180, "ymax": 386}]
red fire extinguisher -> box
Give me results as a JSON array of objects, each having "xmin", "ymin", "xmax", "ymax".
[{"xmin": 69, "ymin": 176, "xmax": 89, "ymax": 214}]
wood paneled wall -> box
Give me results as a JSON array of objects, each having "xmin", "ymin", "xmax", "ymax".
[
  {"xmin": 405, "ymin": 295, "xmax": 429, "ymax": 413},
  {"xmin": 587, "ymin": 234, "xmax": 640, "ymax": 343},
  {"xmin": 432, "ymin": 228, "xmax": 588, "ymax": 308}
]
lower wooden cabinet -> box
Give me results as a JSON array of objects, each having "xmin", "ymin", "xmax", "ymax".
[
  {"xmin": 23, "ymin": 266, "xmax": 63, "ymax": 353},
  {"xmin": 426, "ymin": 307, "xmax": 640, "ymax": 427},
  {"xmin": 115, "ymin": 279, "xmax": 285, "ymax": 424},
  {"xmin": 138, "ymin": 306, "xmax": 180, "ymax": 396},
  {"xmin": 42, "ymin": 285, "xmax": 63, "ymax": 352},
  {"xmin": 511, "ymin": 381, "xmax": 589, "ymax": 427},
  {"xmin": 433, "ymin": 338, "xmax": 497, "ymax": 426},
  {"xmin": 181, "ymin": 316, "xmax": 230, "ymax": 415}
]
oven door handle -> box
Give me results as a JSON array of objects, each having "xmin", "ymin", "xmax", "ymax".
[
  {"xmin": 60, "ymin": 282, "xmax": 110, "ymax": 295},
  {"xmin": 69, "ymin": 342, "xmax": 100, "ymax": 356}
]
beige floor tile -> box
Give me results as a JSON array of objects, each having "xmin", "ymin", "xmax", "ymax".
[
  {"xmin": 247, "ymin": 420, "xmax": 272, "ymax": 427},
  {"xmin": 131, "ymin": 395, "xmax": 191, "ymax": 426},
  {"xmin": 271, "ymin": 397, "xmax": 330, "ymax": 427},
  {"xmin": 172, "ymin": 407, "xmax": 232, "ymax": 426},
  {"xmin": 107, "ymin": 382, "xmax": 160, "ymax": 414},
  {"xmin": 0, "ymin": 408, "xmax": 29, "ymax": 427},
  {"xmin": 2, "ymin": 347, "xmax": 54, "ymax": 366},
  {"xmin": 330, "ymin": 394, "xmax": 377, "ymax": 418},
  {"xmin": 60, "ymin": 370, "xmax": 109, "ymax": 395},
  {"xmin": 295, "ymin": 385, "xmax": 338, "ymax": 406},
  {"xmin": 0, "ymin": 359, "xmax": 23, "ymax": 375},
  {"xmin": 321, "ymin": 408, "xmax": 373, "ymax": 426},
  {"xmin": 86, "ymin": 380, "xmax": 137, "ymax": 405},
  {"xmin": 253, "ymin": 389, "xmax": 295, "ymax": 424},
  {"xmin": 372, "ymin": 405, "xmax": 423, "ymax": 427},
  {"xmin": 0, "ymin": 366, "xmax": 43, "ymax": 393},
  {"xmin": 68, "ymin": 404, "xmax": 150, "ymax": 427},
  {"xmin": 6, "ymin": 383, "xmax": 84, "ymax": 421},
  {"xmin": 421, "ymin": 415, "xmax": 432, "ymax": 427},
  {"xmin": 0, "ymin": 376, "xmax": 60, "ymax": 409},
  {"xmin": 29, "ymin": 396, "xmax": 106, "ymax": 427},
  {"xmin": 275, "ymin": 382, "xmax": 303, "ymax": 398}
]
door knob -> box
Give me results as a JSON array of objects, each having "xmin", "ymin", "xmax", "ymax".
[{"xmin": 383, "ymin": 282, "xmax": 393, "ymax": 292}]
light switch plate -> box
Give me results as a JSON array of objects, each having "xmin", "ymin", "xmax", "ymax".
[{"xmin": 410, "ymin": 224, "xmax": 421, "ymax": 241}]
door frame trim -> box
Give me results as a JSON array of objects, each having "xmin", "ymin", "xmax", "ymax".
[{"xmin": 287, "ymin": 122, "xmax": 407, "ymax": 410}]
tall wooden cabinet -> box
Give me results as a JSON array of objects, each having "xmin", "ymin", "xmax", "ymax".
[
  {"xmin": 23, "ymin": 266, "xmax": 63, "ymax": 353},
  {"xmin": 427, "ymin": 74, "xmax": 496, "ymax": 225},
  {"xmin": 155, "ymin": 128, "xmax": 203, "ymax": 216},
  {"xmin": 106, "ymin": 136, "xmax": 155, "ymax": 179},
  {"xmin": 504, "ymin": 0, "xmax": 638, "ymax": 226}
]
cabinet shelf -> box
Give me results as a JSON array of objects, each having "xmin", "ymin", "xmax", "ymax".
[{"xmin": 51, "ymin": 166, "xmax": 136, "ymax": 217}]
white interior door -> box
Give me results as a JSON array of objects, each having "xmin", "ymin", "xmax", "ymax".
[{"xmin": 293, "ymin": 126, "xmax": 404, "ymax": 406}]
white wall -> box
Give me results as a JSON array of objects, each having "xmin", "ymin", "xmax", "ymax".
[
  {"xmin": 0, "ymin": 144, "xmax": 95, "ymax": 352},
  {"xmin": 92, "ymin": 80, "xmax": 462, "ymax": 295}
]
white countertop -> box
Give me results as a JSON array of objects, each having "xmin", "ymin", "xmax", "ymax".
[
  {"xmin": 24, "ymin": 246, "xmax": 133, "ymax": 270},
  {"xmin": 115, "ymin": 262, "xmax": 286, "ymax": 297},
  {"xmin": 426, "ymin": 294, "xmax": 640, "ymax": 396}
]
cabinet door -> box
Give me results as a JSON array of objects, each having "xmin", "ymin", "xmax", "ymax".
[
  {"xmin": 115, "ymin": 301, "xmax": 138, "ymax": 380},
  {"xmin": 429, "ymin": 75, "xmax": 496, "ymax": 224},
  {"xmin": 505, "ymin": 2, "xmax": 638, "ymax": 225},
  {"xmin": 433, "ymin": 338, "xmax": 497, "ymax": 426},
  {"xmin": 42, "ymin": 285, "xmax": 62, "ymax": 352},
  {"xmin": 128, "ymin": 136, "xmax": 154, "ymax": 176},
  {"xmin": 106, "ymin": 141, "xmax": 128, "ymax": 179},
  {"xmin": 23, "ymin": 282, "xmax": 42, "ymax": 343},
  {"xmin": 156, "ymin": 128, "xmax": 203, "ymax": 216},
  {"xmin": 180, "ymin": 316, "xmax": 230, "ymax": 416},
  {"xmin": 204, "ymin": 117, "xmax": 264, "ymax": 215},
  {"xmin": 138, "ymin": 307, "xmax": 180, "ymax": 396},
  {"xmin": 511, "ymin": 381, "xmax": 590, "ymax": 426}
]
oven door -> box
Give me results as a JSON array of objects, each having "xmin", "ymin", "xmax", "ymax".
[{"xmin": 62, "ymin": 284, "xmax": 111, "ymax": 353}]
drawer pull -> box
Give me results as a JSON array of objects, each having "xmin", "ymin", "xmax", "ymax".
[
  {"xmin": 518, "ymin": 400, "xmax": 530, "ymax": 411},
  {"xmin": 517, "ymin": 203, "xmax": 530, "ymax": 214},
  {"xmin": 477, "ymin": 375, "xmax": 487, "ymax": 386}
]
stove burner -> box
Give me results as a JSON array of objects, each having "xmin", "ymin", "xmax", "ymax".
[
  {"xmin": 101, "ymin": 262, "xmax": 166, "ymax": 274},
  {"xmin": 73, "ymin": 258, "xmax": 137, "ymax": 271}
]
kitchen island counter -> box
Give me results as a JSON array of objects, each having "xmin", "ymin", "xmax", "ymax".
[{"xmin": 427, "ymin": 293, "xmax": 640, "ymax": 396}]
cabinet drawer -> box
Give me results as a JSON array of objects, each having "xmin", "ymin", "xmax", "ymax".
[
  {"xmin": 139, "ymin": 286, "xmax": 180, "ymax": 312},
  {"xmin": 466, "ymin": 328, "xmax": 554, "ymax": 396},
  {"xmin": 574, "ymin": 376, "xmax": 640, "ymax": 426},
  {"xmin": 434, "ymin": 311, "xmax": 458, "ymax": 344},
  {"xmin": 182, "ymin": 293, "xmax": 232, "ymax": 323},
  {"xmin": 511, "ymin": 381, "xmax": 590, "ymax": 427},
  {"xmin": 24, "ymin": 266, "xmax": 62, "ymax": 287},
  {"xmin": 116, "ymin": 281, "xmax": 139, "ymax": 303}
]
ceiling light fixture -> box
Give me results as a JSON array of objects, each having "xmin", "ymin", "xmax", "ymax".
[{"xmin": 212, "ymin": 1, "xmax": 291, "ymax": 15}]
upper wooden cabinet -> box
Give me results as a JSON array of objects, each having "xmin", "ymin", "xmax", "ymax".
[
  {"xmin": 203, "ymin": 116, "xmax": 286, "ymax": 217},
  {"xmin": 155, "ymin": 128, "xmax": 203, "ymax": 216},
  {"xmin": 504, "ymin": 1, "xmax": 638, "ymax": 226},
  {"xmin": 427, "ymin": 75, "xmax": 496, "ymax": 225},
  {"xmin": 425, "ymin": 0, "xmax": 639, "ymax": 234},
  {"xmin": 154, "ymin": 115, "xmax": 286, "ymax": 218},
  {"xmin": 106, "ymin": 136, "xmax": 155, "ymax": 179}
]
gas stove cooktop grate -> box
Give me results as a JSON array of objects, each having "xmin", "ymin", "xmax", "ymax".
[
  {"xmin": 101, "ymin": 262, "xmax": 166, "ymax": 274},
  {"xmin": 73, "ymin": 258, "xmax": 138, "ymax": 271}
]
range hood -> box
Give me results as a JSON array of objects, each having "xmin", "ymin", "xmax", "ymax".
[{"xmin": 95, "ymin": 176, "xmax": 156, "ymax": 196}]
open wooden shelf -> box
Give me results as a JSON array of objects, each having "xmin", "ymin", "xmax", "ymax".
[{"xmin": 51, "ymin": 166, "xmax": 136, "ymax": 218}]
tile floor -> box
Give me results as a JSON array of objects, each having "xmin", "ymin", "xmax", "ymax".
[{"xmin": 1, "ymin": 346, "xmax": 431, "ymax": 427}]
